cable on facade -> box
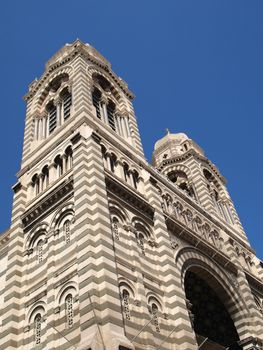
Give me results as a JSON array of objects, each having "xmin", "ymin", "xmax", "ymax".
[
  {"xmin": 155, "ymin": 326, "xmax": 178, "ymax": 350},
  {"xmin": 88, "ymin": 291, "xmax": 106, "ymax": 350},
  {"xmin": 47, "ymin": 322, "xmax": 77, "ymax": 350},
  {"xmin": 130, "ymin": 315, "xmax": 154, "ymax": 343},
  {"xmin": 198, "ymin": 337, "xmax": 208, "ymax": 349}
]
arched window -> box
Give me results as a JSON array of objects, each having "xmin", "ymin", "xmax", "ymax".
[
  {"xmin": 37, "ymin": 75, "xmax": 71, "ymax": 139},
  {"xmin": 37, "ymin": 240, "xmax": 44, "ymax": 263},
  {"xmin": 32, "ymin": 174, "xmax": 40, "ymax": 196},
  {"xmin": 151, "ymin": 303, "xmax": 160, "ymax": 333},
  {"xmin": 92, "ymin": 74, "xmax": 132, "ymax": 139},
  {"xmin": 64, "ymin": 220, "xmax": 71, "ymax": 244},
  {"xmin": 65, "ymin": 294, "xmax": 74, "ymax": 328},
  {"xmin": 65, "ymin": 146, "xmax": 73, "ymax": 171},
  {"xmin": 168, "ymin": 170, "xmax": 195, "ymax": 199},
  {"xmin": 34, "ymin": 313, "xmax": 42, "ymax": 345},
  {"xmin": 137, "ymin": 232, "xmax": 145, "ymax": 255},
  {"xmin": 112, "ymin": 217, "xmax": 120, "ymax": 241},
  {"xmin": 132, "ymin": 171, "xmax": 139, "ymax": 190},
  {"xmin": 148, "ymin": 299, "xmax": 161, "ymax": 333},
  {"xmin": 123, "ymin": 163, "xmax": 129, "ymax": 183},
  {"xmin": 42, "ymin": 165, "xmax": 49, "ymax": 190},
  {"xmin": 109, "ymin": 153, "xmax": 116, "ymax": 173},
  {"xmin": 54, "ymin": 155, "xmax": 63, "ymax": 177},
  {"xmin": 122, "ymin": 290, "xmax": 131, "ymax": 320}
]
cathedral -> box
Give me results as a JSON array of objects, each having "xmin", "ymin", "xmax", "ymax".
[{"xmin": 0, "ymin": 39, "xmax": 262, "ymax": 350}]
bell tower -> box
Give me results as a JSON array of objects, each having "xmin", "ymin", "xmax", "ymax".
[
  {"xmin": 0, "ymin": 40, "xmax": 262, "ymax": 350},
  {"xmin": 152, "ymin": 130, "xmax": 249, "ymax": 244},
  {"xmin": 1, "ymin": 39, "xmax": 145, "ymax": 350}
]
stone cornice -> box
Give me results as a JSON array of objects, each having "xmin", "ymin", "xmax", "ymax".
[
  {"xmin": 21, "ymin": 177, "xmax": 74, "ymax": 230},
  {"xmin": 25, "ymin": 279, "xmax": 47, "ymax": 297},
  {"xmin": 105, "ymin": 171, "xmax": 154, "ymax": 221},
  {"xmin": 24, "ymin": 40, "xmax": 134, "ymax": 102}
]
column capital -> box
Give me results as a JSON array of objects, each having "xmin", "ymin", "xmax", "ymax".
[
  {"xmin": 100, "ymin": 95, "xmax": 108, "ymax": 105},
  {"xmin": 53, "ymin": 96, "xmax": 62, "ymax": 106}
]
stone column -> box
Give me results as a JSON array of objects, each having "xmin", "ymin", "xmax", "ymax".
[
  {"xmin": 45, "ymin": 114, "xmax": 49, "ymax": 137},
  {"xmin": 114, "ymin": 115, "xmax": 121, "ymax": 136},
  {"xmin": 101, "ymin": 97, "xmax": 108, "ymax": 125},
  {"xmin": 55, "ymin": 99, "xmax": 62, "ymax": 127},
  {"xmin": 39, "ymin": 174, "xmax": 44, "ymax": 192},
  {"xmin": 124, "ymin": 116, "xmax": 131, "ymax": 137},
  {"xmin": 39, "ymin": 118, "xmax": 43, "ymax": 140},
  {"xmin": 62, "ymin": 155, "xmax": 67, "ymax": 174},
  {"xmin": 121, "ymin": 117, "xmax": 128, "ymax": 138}
]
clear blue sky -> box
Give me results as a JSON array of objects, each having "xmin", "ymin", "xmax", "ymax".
[{"xmin": 0, "ymin": 1, "xmax": 262, "ymax": 259}]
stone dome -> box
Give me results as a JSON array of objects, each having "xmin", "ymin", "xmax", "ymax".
[{"xmin": 154, "ymin": 132, "xmax": 189, "ymax": 151}]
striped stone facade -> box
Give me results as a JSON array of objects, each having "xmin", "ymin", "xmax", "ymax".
[{"xmin": 0, "ymin": 39, "xmax": 262, "ymax": 350}]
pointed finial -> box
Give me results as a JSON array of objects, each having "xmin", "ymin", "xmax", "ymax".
[{"xmin": 166, "ymin": 128, "xmax": 170, "ymax": 135}]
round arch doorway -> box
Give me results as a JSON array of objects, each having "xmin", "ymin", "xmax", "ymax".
[{"xmin": 185, "ymin": 270, "xmax": 241, "ymax": 350}]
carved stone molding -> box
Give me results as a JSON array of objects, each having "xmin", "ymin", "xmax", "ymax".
[
  {"xmin": 22, "ymin": 178, "xmax": 73, "ymax": 229},
  {"xmin": 25, "ymin": 280, "xmax": 47, "ymax": 296},
  {"xmin": 24, "ymin": 325, "xmax": 30, "ymax": 333},
  {"xmin": 229, "ymin": 238, "xmax": 254, "ymax": 266},
  {"xmin": 24, "ymin": 248, "xmax": 34, "ymax": 256},
  {"xmin": 54, "ymin": 229, "xmax": 60, "ymax": 236},
  {"xmin": 170, "ymin": 239, "xmax": 179, "ymax": 250},
  {"xmin": 134, "ymin": 299, "xmax": 141, "ymax": 307},
  {"xmin": 25, "ymin": 290, "xmax": 47, "ymax": 308},
  {"xmin": 105, "ymin": 174, "xmax": 154, "ymax": 220},
  {"xmin": 54, "ymin": 306, "xmax": 61, "ymax": 314},
  {"xmin": 163, "ymin": 313, "xmax": 168, "ymax": 320},
  {"xmin": 123, "ymin": 224, "xmax": 137, "ymax": 234},
  {"xmin": 148, "ymin": 239, "xmax": 158, "ymax": 248},
  {"xmin": 228, "ymin": 272, "xmax": 239, "ymax": 289}
]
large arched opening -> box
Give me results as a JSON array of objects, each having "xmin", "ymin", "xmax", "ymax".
[{"xmin": 184, "ymin": 268, "xmax": 241, "ymax": 350}]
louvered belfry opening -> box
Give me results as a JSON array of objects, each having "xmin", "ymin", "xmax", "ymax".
[
  {"xmin": 48, "ymin": 105, "xmax": 57, "ymax": 134},
  {"xmin": 92, "ymin": 87, "xmax": 102, "ymax": 119},
  {"xmin": 107, "ymin": 99, "xmax": 116, "ymax": 131},
  {"xmin": 63, "ymin": 92, "xmax": 72, "ymax": 121}
]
